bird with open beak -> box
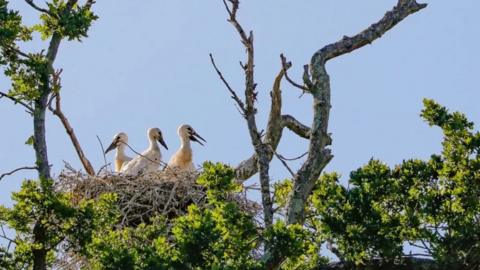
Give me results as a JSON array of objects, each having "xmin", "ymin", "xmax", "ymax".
[
  {"xmin": 167, "ymin": 124, "xmax": 206, "ymax": 172},
  {"xmin": 121, "ymin": 127, "xmax": 168, "ymax": 175},
  {"xmin": 104, "ymin": 132, "xmax": 132, "ymax": 172}
]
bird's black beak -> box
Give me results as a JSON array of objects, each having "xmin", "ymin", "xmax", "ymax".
[
  {"xmin": 189, "ymin": 131, "xmax": 206, "ymax": 146},
  {"xmin": 158, "ymin": 136, "xmax": 168, "ymax": 150},
  {"xmin": 105, "ymin": 139, "xmax": 117, "ymax": 154}
]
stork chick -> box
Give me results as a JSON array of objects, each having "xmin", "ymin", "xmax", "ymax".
[
  {"xmin": 121, "ymin": 127, "xmax": 168, "ymax": 175},
  {"xmin": 167, "ymin": 124, "xmax": 206, "ymax": 171},
  {"xmin": 105, "ymin": 132, "xmax": 132, "ymax": 172}
]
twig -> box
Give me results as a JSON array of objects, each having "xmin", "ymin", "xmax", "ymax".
[
  {"xmin": 280, "ymin": 54, "xmax": 309, "ymax": 92},
  {"xmin": 271, "ymin": 148, "xmax": 296, "ymax": 178},
  {"xmin": 209, "ymin": 53, "xmax": 246, "ymax": 115},
  {"xmin": 96, "ymin": 135, "xmax": 109, "ymax": 173},
  {"xmin": 121, "ymin": 142, "xmax": 168, "ymax": 167},
  {"xmin": 0, "ymin": 91, "xmax": 34, "ymax": 113},
  {"xmin": 0, "ymin": 166, "xmax": 37, "ymax": 181},
  {"xmin": 277, "ymin": 151, "xmax": 308, "ymax": 161},
  {"xmin": 24, "ymin": 0, "xmax": 55, "ymax": 16}
]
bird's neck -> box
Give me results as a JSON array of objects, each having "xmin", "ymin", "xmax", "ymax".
[
  {"xmin": 116, "ymin": 144, "xmax": 127, "ymax": 159},
  {"xmin": 180, "ymin": 136, "xmax": 191, "ymax": 150},
  {"xmin": 148, "ymin": 137, "xmax": 160, "ymax": 151}
]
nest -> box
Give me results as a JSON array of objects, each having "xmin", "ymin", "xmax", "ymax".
[{"xmin": 56, "ymin": 167, "xmax": 260, "ymax": 227}]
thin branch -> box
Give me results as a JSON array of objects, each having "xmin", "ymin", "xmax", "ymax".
[
  {"xmin": 209, "ymin": 53, "xmax": 246, "ymax": 115},
  {"xmin": 4, "ymin": 44, "xmax": 33, "ymax": 60},
  {"xmin": 24, "ymin": 0, "xmax": 55, "ymax": 17},
  {"xmin": 121, "ymin": 142, "xmax": 168, "ymax": 167},
  {"xmin": 96, "ymin": 135, "xmax": 110, "ymax": 175},
  {"xmin": 221, "ymin": 0, "xmax": 273, "ymax": 231},
  {"xmin": 0, "ymin": 166, "xmax": 37, "ymax": 181},
  {"xmin": 280, "ymin": 54, "xmax": 309, "ymax": 92},
  {"xmin": 0, "ymin": 91, "xmax": 34, "ymax": 113},
  {"xmin": 48, "ymin": 73, "xmax": 96, "ymax": 176},
  {"xmin": 272, "ymin": 150, "xmax": 296, "ymax": 178},
  {"xmin": 278, "ymin": 151, "xmax": 308, "ymax": 161}
]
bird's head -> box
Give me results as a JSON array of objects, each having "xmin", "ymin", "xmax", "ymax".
[
  {"xmin": 148, "ymin": 127, "xmax": 168, "ymax": 150},
  {"xmin": 105, "ymin": 132, "xmax": 128, "ymax": 154},
  {"xmin": 178, "ymin": 124, "xmax": 206, "ymax": 146}
]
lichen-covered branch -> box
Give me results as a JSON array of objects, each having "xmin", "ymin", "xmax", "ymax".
[
  {"xmin": 281, "ymin": 115, "xmax": 311, "ymax": 139},
  {"xmin": 235, "ymin": 113, "xmax": 310, "ymax": 181},
  {"xmin": 286, "ymin": 0, "xmax": 427, "ymax": 226}
]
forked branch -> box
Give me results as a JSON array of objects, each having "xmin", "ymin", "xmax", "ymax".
[{"xmin": 287, "ymin": 0, "xmax": 428, "ymax": 226}]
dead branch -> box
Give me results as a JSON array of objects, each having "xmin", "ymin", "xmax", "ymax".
[
  {"xmin": 48, "ymin": 73, "xmax": 95, "ymax": 176},
  {"xmin": 272, "ymin": 150, "xmax": 295, "ymax": 178},
  {"xmin": 280, "ymin": 54, "xmax": 309, "ymax": 92},
  {"xmin": 0, "ymin": 166, "xmax": 37, "ymax": 181},
  {"xmin": 281, "ymin": 115, "xmax": 311, "ymax": 139},
  {"xmin": 235, "ymin": 114, "xmax": 311, "ymax": 181},
  {"xmin": 219, "ymin": 0, "xmax": 274, "ymax": 229},
  {"xmin": 57, "ymin": 169, "xmax": 260, "ymax": 227},
  {"xmin": 0, "ymin": 90, "xmax": 34, "ymax": 113},
  {"xmin": 286, "ymin": 0, "xmax": 427, "ymax": 226},
  {"xmin": 209, "ymin": 53, "xmax": 246, "ymax": 115}
]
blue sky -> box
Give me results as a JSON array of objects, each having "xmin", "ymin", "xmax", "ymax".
[{"xmin": 1, "ymin": 0, "xmax": 479, "ymax": 212}]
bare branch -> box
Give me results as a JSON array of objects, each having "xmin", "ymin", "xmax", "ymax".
[
  {"xmin": 24, "ymin": 0, "xmax": 55, "ymax": 17},
  {"xmin": 272, "ymin": 150, "xmax": 296, "ymax": 178},
  {"xmin": 96, "ymin": 135, "xmax": 110, "ymax": 174},
  {"xmin": 221, "ymin": 0, "xmax": 273, "ymax": 229},
  {"xmin": 280, "ymin": 54, "xmax": 309, "ymax": 92},
  {"xmin": 312, "ymin": 0, "xmax": 427, "ymax": 65},
  {"xmin": 0, "ymin": 166, "xmax": 37, "ymax": 181},
  {"xmin": 48, "ymin": 77, "xmax": 96, "ymax": 176},
  {"xmin": 209, "ymin": 53, "xmax": 246, "ymax": 115},
  {"xmin": 281, "ymin": 115, "xmax": 311, "ymax": 139},
  {"xmin": 286, "ymin": 0, "xmax": 427, "ymax": 226},
  {"xmin": 278, "ymin": 151, "xmax": 308, "ymax": 161}
]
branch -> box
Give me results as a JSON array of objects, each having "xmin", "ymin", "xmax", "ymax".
[
  {"xmin": 286, "ymin": 0, "xmax": 427, "ymax": 226},
  {"xmin": 280, "ymin": 54, "xmax": 309, "ymax": 92},
  {"xmin": 281, "ymin": 115, "xmax": 311, "ymax": 139},
  {"xmin": 85, "ymin": 0, "xmax": 96, "ymax": 9},
  {"xmin": 312, "ymin": 0, "xmax": 427, "ymax": 65},
  {"xmin": 48, "ymin": 72, "xmax": 95, "ymax": 176},
  {"xmin": 0, "ymin": 91, "xmax": 34, "ymax": 113},
  {"xmin": 209, "ymin": 53, "xmax": 246, "ymax": 115},
  {"xmin": 0, "ymin": 166, "xmax": 37, "ymax": 181},
  {"xmin": 24, "ymin": 0, "xmax": 55, "ymax": 17},
  {"xmin": 272, "ymin": 150, "xmax": 296, "ymax": 178},
  {"xmin": 221, "ymin": 0, "xmax": 273, "ymax": 230},
  {"xmin": 235, "ymin": 114, "xmax": 311, "ymax": 181}
]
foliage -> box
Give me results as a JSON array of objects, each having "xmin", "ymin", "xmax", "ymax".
[
  {"xmin": 33, "ymin": 0, "xmax": 98, "ymax": 41},
  {"xmin": 0, "ymin": 178, "xmax": 117, "ymax": 269},
  {"xmin": 312, "ymin": 99, "xmax": 480, "ymax": 268},
  {"xmin": 0, "ymin": 0, "xmax": 97, "ymax": 103}
]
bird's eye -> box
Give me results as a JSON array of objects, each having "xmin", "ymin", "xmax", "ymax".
[{"xmin": 116, "ymin": 136, "xmax": 120, "ymax": 140}]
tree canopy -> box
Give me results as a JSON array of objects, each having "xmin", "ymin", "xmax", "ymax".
[{"xmin": 1, "ymin": 1, "xmax": 479, "ymax": 270}]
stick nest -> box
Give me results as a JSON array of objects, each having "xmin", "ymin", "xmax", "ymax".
[{"xmin": 56, "ymin": 167, "xmax": 260, "ymax": 227}]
